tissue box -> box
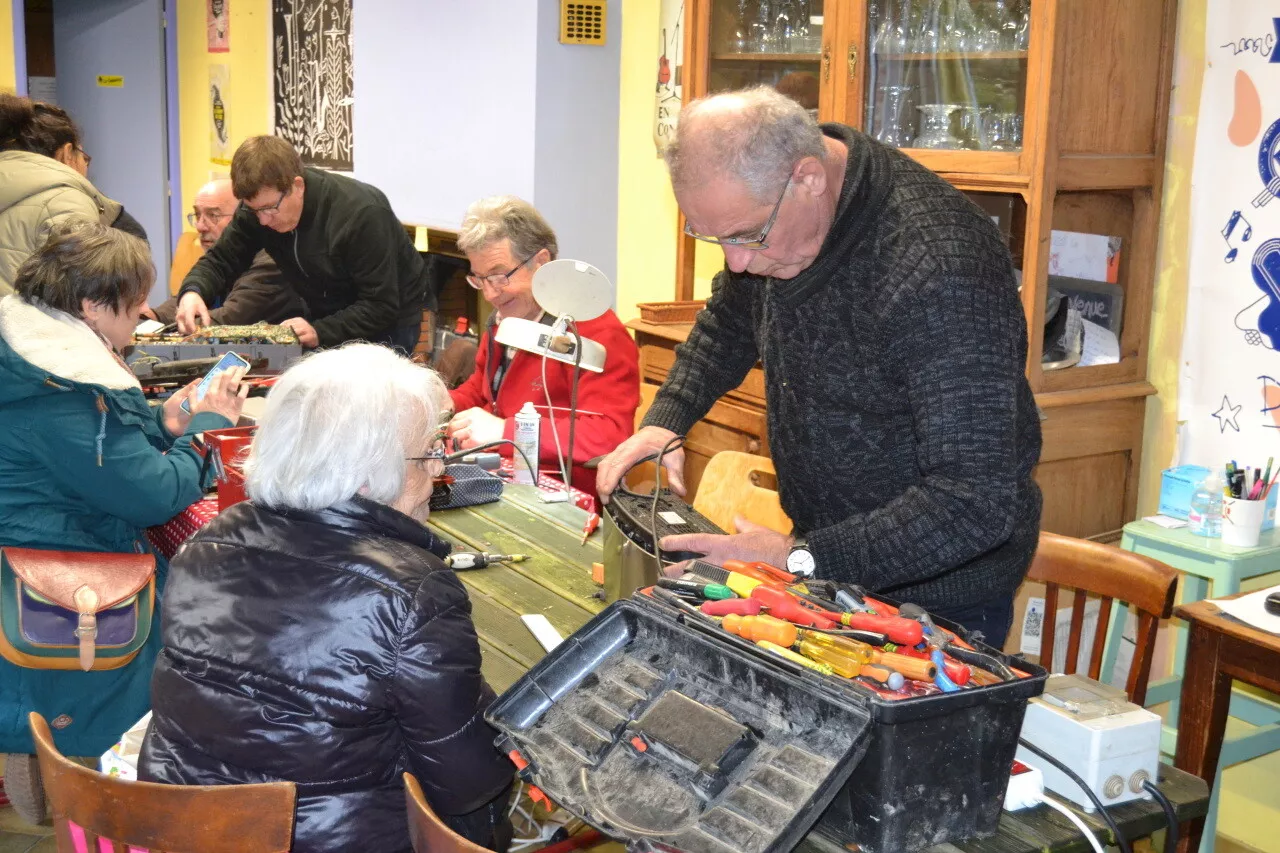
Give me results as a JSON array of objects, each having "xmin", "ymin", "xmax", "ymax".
[
  {"xmin": 1158, "ymin": 466, "xmax": 1212, "ymax": 519},
  {"xmin": 1159, "ymin": 465, "xmax": 1277, "ymax": 531}
]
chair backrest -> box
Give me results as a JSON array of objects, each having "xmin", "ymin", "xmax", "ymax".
[
  {"xmin": 403, "ymin": 772, "xmax": 490, "ymax": 853},
  {"xmin": 168, "ymin": 231, "xmax": 202, "ymax": 296},
  {"xmin": 30, "ymin": 712, "xmax": 296, "ymax": 853},
  {"xmin": 692, "ymin": 451, "xmax": 793, "ymax": 536},
  {"xmin": 1026, "ymin": 532, "xmax": 1178, "ymax": 705}
]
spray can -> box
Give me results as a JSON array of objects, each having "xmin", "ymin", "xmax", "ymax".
[{"xmin": 513, "ymin": 402, "xmax": 541, "ymax": 485}]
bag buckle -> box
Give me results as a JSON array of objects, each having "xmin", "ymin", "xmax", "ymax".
[{"xmin": 73, "ymin": 586, "xmax": 99, "ymax": 671}]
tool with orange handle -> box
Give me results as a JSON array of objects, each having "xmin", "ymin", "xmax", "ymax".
[
  {"xmin": 722, "ymin": 613, "xmax": 798, "ymax": 646},
  {"xmin": 890, "ymin": 644, "xmax": 971, "ymax": 685},
  {"xmin": 750, "ymin": 586, "xmax": 837, "ymax": 629},
  {"xmin": 723, "ymin": 559, "xmax": 796, "ymax": 585}
]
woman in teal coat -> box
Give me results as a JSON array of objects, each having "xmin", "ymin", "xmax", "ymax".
[{"xmin": 0, "ymin": 221, "xmax": 248, "ymax": 823}]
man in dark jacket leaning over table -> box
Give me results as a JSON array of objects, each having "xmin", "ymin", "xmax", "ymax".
[
  {"xmin": 596, "ymin": 87, "xmax": 1042, "ymax": 647},
  {"xmin": 175, "ymin": 136, "xmax": 429, "ymax": 353}
]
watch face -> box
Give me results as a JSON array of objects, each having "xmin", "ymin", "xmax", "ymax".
[{"xmin": 787, "ymin": 548, "xmax": 816, "ymax": 576}]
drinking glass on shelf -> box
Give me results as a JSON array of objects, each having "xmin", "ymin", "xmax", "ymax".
[
  {"xmin": 958, "ymin": 105, "xmax": 992, "ymax": 149},
  {"xmin": 992, "ymin": 0, "xmax": 1018, "ymax": 50},
  {"xmin": 914, "ymin": 0, "xmax": 942, "ymax": 54},
  {"xmin": 773, "ymin": 0, "xmax": 799, "ymax": 52},
  {"xmin": 989, "ymin": 112, "xmax": 1023, "ymax": 150},
  {"xmin": 971, "ymin": 1, "xmax": 1003, "ymax": 54},
  {"xmin": 750, "ymin": 0, "xmax": 776, "ymax": 52},
  {"xmin": 1014, "ymin": 0, "xmax": 1031, "ymax": 50},
  {"xmin": 875, "ymin": 85, "xmax": 916, "ymax": 148},
  {"xmin": 913, "ymin": 104, "xmax": 962, "ymax": 149},
  {"xmin": 730, "ymin": 0, "xmax": 752, "ymax": 52}
]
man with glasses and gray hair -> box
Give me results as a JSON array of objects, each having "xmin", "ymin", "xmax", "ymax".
[
  {"xmin": 448, "ymin": 195, "xmax": 639, "ymax": 497},
  {"xmin": 175, "ymin": 136, "xmax": 429, "ymax": 353},
  {"xmin": 596, "ymin": 86, "xmax": 1042, "ymax": 648},
  {"xmin": 143, "ymin": 179, "xmax": 304, "ymax": 326}
]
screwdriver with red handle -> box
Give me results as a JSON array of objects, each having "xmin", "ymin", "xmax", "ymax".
[
  {"xmin": 750, "ymin": 586, "xmax": 837, "ymax": 629},
  {"xmin": 780, "ymin": 591, "xmax": 924, "ymax": 645}
]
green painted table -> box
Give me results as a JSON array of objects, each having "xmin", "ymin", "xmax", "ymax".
[{"xmin": 428, "ymin": 487, "xmax": 1209, "ymax": 853}]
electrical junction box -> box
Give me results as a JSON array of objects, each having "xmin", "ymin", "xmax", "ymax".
[{"xmin": 1015, "ymin": 674, "xmax": 1160, "ymax": 811}]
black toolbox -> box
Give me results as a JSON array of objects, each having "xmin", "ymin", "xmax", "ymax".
[{"xmin": 486, "ymin": 593, "xmax": 1046, "ymax": 853}]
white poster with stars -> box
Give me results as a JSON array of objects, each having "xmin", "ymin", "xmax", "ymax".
[{"xmin": 1178, "ymin": 6, "xmax": 1280, "ymax": 471}]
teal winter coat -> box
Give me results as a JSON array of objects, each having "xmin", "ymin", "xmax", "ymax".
[{"xmin": 0, "ymin": 295, "xmax": 231, "ymax": 756}]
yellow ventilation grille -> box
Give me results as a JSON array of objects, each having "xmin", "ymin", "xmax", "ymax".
[{"xmin": 561, "ymin": 0, "xmax": 606, "ymax": 45}]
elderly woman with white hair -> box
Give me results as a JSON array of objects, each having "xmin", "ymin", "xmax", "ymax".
[{"xmin": 138, "ymin": 343, "xmax": 514, "ymax": 853}]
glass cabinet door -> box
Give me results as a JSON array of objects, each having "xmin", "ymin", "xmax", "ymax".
[
  {"xmin": 707, "ymin": 1, "xmax": 826, "ymax": 116},
  {"xmin": 865, "ymin": 0, "xmax": 1030, "ymax": 151}
]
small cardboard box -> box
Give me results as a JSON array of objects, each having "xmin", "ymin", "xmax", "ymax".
[{"xmin": 1158, "ymin": 465, "xmax": 1212, "ymax": 519}]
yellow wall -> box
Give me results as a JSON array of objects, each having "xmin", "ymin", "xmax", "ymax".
[
  {"xmin": 615, "ymin": 0, "xmax": 723, "ymax": 323},
  {"xmin": 175, "ymin": 0, "xmax": 272, "ymax": 219},
  {"xmin": 0, "ymin": 2, "xmax": 15, "ymax": 93},
  {"xmin": 1135, "ymin": 0, "xmax": 1206, "ymax": 516}
]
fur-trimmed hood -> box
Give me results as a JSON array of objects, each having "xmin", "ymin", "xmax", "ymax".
[{"xmin": 0, "ymin": 294, "xmax": 140, "ymax": 408}]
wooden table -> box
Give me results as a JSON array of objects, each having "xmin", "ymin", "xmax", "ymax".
[
  {"xmin": 1174, "ymin": 596, "xmax": 1280, "ymax": 853},
  {"xmin": 429, "ymin": 485, "xmax": 1209, "ymax": 853}
]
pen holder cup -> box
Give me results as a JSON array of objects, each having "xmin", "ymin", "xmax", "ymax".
[{"xmin": 1223, "ymin": 496, "xmax": 1267, "ymax": 548}]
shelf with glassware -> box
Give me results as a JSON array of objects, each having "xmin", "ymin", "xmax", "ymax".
[{"xmin": 711, "ymin": 52, "xmax": 823, "ymax": 61}]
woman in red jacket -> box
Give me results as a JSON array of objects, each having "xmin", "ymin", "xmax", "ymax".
[{"xmin": 448, "ymin": 196, "xmax": 639, "ymax": 497}]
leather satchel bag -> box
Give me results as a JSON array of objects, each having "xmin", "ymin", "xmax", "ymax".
[{"xmin": 0, "ymin": 548, "xmax": 155, "ymax": 671}]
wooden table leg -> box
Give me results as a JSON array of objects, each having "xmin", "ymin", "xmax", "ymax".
[{"xmin": 1173, "ymin": 620, "xmax": 1231, "ymax": 853}]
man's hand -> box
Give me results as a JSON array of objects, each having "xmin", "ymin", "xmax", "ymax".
[
  {"xmin": 139, "ymin": 305, "xmax": 158, "ymax": 322},
  {"xmin": 161, "ymin": 378, "xmax": 201, "ymax": 437},
  {"xmin": 449, "ymin": 407, "xmax": 505, "ymax": 450},
  {"xmin": 175, "ymin": 292, "xmax": 210, "ymax": 333},
  {"xmin": 595, "ymin": 425, "xmax": 684, "ymax": 503},
  {"xmin": 659, "ymin": 517, "xmax": 793, "ymax": 578},
  {"xmin": 281, "ymin": 317, "xmax": 319, "ymax": 349}
]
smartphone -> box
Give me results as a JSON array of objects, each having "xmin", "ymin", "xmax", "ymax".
[{"xmin": 181, "ymin": 351, "xmax": 251, "ymax": 414}]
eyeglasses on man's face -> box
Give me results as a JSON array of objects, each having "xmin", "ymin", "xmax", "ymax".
[
  {"xmin": 683, "ymin": 174, "xmax": 793, "ymax": 251},
  {"xmin": 466, "ymin": 253, "xmax": 537, "ymax": 291},
  {"xmin": 241, "ymin": 187, "xmax": 291, "ymax": 218},
  {"xmin": 186, "ymin": 209, "xmax": 232, "ymax": 227}
]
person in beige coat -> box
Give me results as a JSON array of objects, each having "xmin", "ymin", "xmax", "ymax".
[{"xmin": 0, "ymin": 94, "xmax": 135, "ymax": 295}]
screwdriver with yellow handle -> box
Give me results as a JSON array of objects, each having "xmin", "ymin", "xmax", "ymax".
[
  {"xmin": 801, "ymin": 631, "xmax": 938, "ymax": 683},
  {"xmin": 794, "ymin": 640, "xmax": 906, "ymax": 690},
  {"xmin": 722, "ymin": 614, "xmax": 913, "ymax": 689},
  {"xmin": 756, "ymin": 640, "xmax": 834, "ymax": 676}
]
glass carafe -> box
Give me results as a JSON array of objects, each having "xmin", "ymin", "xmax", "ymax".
[
  {"xmin": 876, "ymin": 85, "xmax": 916, "ymax": 148},
  {"xmin": 913, "ymin": 104, "xmax": 962, "ymax": 149}
]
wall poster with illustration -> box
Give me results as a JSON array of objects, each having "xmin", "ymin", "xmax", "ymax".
[
  {"xmin": 272, "ymin": 0, "xmax": 353, "ymax": 171},
  {"xmin": 1178, "ymin": 4, "xmax": 1280, "ymax": 469}
]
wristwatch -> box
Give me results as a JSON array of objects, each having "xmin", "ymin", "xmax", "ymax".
[{"xmin": 786, "ymin": 536, "xmax": 815, "ymax": 577}]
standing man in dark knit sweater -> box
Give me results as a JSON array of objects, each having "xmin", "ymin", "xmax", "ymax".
[
  {"xmin": 175, "ymin": 136, "xmax": 430, "ymax": 353},
  {"xmin": 597, "ymin": 88, "xmax": 1042, "ymax": 646}
]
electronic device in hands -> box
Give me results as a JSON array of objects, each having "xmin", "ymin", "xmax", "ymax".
[
  {"xmin": 603, "ymin": 487, "xmax": 725, "ymax": 563},
  {"xmin": 180, "ymin": 350, "xmax": 251, "ymax": 413}
]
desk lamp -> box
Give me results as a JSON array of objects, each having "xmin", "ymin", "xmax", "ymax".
[{"xmin": 493, "ymin": 259, "xmax": 612, "ymax": 502}]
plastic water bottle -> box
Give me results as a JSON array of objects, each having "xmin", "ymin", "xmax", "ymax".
[
  {"xmin": 1188, "ymin": 473, "xmax": 1224, "ymax": 538},
  {"xmin": 512, "ymin": 402, "xmax": 540, "ymax": 486}
]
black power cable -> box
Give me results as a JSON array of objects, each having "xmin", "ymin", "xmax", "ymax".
[
  {"xmin": 445, "ymin": 439, "xmax": 536, "ymax": 486},
  {"xmin": 1017, "ymin": 737, "xmax": 1132, "ymax": 853},
  {"xmin": 650, "ymin": 435, "xmax": 687, "ymax": 576},
  {"xmin": 1141, "ymin": 777, "xmax": 1177, "ymax": 853}
]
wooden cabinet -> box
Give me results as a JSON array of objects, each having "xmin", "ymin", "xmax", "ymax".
[{"xmin": 649, "ymin": 0, "xmax": 1175, "ymax": 542}]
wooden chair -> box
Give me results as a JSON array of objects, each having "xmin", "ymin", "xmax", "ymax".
[
  {"xmin": 1027, "ymin": 532, "xmax": 1179, "ymax": 705},
  {"xmin": 403, "ymin": 772, "xmax": 490, "ymax": 853},
  {"xmin": 167, "ymin": 231, "xmax": 202, "ymax": 296},
  {"xmin": 30, "ymin": 712, "xmax": 296, "ymax": 853},
  {"xmin": 692, "ymin": 451, "xmax": 793, "ymax": 536}
]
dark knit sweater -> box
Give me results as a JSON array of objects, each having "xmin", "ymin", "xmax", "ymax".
[{"xmin": 643, "ymin": 123, "xmax": 1042, "ymax": 611}]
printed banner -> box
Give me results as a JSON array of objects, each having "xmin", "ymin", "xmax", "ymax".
[
  {"xmin": 208, "ymin": 0, "xmax": 230, "ymax": 52},
  {"xmin": 210, "ymin": 64, "xmax": 230, "ymax": 166},
  {"xmin": 1178, "ymin": 8, "xmax": 1280, "ymax": 472}
]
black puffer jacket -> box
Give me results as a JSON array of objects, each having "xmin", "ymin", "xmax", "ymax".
[{"xmin": 138, "ymin": 497, "xmax": 514, "ymax": 853}]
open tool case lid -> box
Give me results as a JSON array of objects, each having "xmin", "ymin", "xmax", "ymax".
[{"xmin": 486, "ymin": 596, "xmax": 874, "ymax": 853}]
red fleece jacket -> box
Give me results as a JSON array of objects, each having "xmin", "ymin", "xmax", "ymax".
[{"xmin": 449, "ymin": 311, "xmax": 640, "ymax": 496}]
